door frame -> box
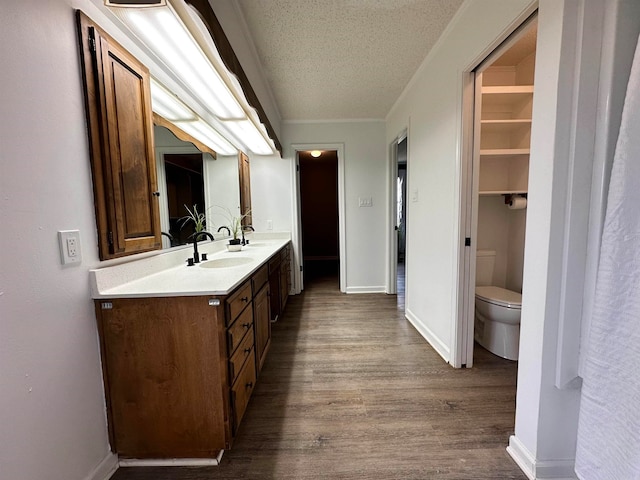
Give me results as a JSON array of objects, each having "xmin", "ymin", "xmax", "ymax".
[
  {"xmin": 387, "ymin": 129, "xmax": 408, "ymax": 295},
  {"xmin": 291, "ymin": 143, "xmax": 346, "ymax": 293},
  {"xmin": 155, "ymin": 144, "xmax": 209, "ymax": 249},
  {"xmin": 454, "ymin": 13, "xmax": 538, "ymax": 368}
]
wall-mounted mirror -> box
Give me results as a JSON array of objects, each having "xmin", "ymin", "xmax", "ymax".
[{"xmin": 154, "ymin": 125, "xmax": 241, "ymax": 249}]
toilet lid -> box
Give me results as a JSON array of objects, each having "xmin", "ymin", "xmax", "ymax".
[{"xmin": 476, "ymin": 286, "xmax": 522, "ymax": 308}]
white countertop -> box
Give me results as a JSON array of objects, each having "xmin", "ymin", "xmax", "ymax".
[{"xmin": 90, "ymin": 233, "xmax": 291, "ymax": 299}]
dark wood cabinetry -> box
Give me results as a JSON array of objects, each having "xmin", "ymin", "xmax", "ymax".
[
  {"xmin": 77, "ymin": 12, "xmax": 162, "ymax": 260},
  {"xmin": 253, "ymin": 265, "xmax": 271, "ymax": 374},
  {"xmin": 269, "ymin": 244, "xmax": 292, "ymax": 322},
  {"xmin": 95, "ymin": 257, "xmax": 286, "ymax": 459},
  {"xmin": 238, "ymin": 151, "xmax": 252, "ymax": 227},
  {"xmin": 96, "ymin": 296, "xmax": 229, "ymax": 458}
]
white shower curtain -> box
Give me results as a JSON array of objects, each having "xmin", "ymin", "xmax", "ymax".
[{"xmin": 575, "ymin": 33, "xmax": 640, "ymax": 479}]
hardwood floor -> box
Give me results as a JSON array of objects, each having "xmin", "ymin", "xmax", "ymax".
[{"xmin": 110, "ymin": 273, "xmax": 525, "ymax": 480}]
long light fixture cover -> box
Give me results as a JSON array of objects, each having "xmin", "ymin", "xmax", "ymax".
[
  {"xmin": 107, "ymin": 0, "xmax": 275, "ymax": 155},
  {"xmin": 150, "ymin": 79, "xmax": 237, "ymax": 155}
]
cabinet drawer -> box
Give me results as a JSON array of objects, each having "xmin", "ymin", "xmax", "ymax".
[
  {"xmin": 226, "ymin": 281, "xmax": 252, "ymax": 325},
  {"xmin": 252, "ymin": 264, "xmax": 268, "ymax": 296},
  {"xmin": 227, "ymin": 306, "xmax": 253, "ymax": 354},
  {"xmin": 229, "ymin": 328, "xmax": 254, "ymax": 385},
  {"xmin": 231, "ymin": 350, "xmax": 257, "ymax": 432}
]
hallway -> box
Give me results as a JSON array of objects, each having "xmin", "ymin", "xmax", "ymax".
[{"xmin": 111, "ymin": 276, "xmax": 524, "ymax": 479}]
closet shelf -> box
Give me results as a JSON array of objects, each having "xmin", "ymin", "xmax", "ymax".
[
  {"xmin": 481, "ymin": 85, "xmax": 534, "ymax": 94},
  {"xmin": 480, "ymin": 148, "xmax": 530, "ymax": 158},
  {"xmin": 481, "ymin": 119, "xmax": 532, "ymax": 134},
  {"xmin": 479, "ymin": 190, "xmax": 528, "ymax": 196},
  {"xmin": 481, "ymin": 119, "xmax": 531, "ymax": 124}
]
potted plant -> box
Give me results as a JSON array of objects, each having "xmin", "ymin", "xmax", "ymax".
[{"xmin": 214, "ymin": 206, "xmax": 251, "ymax": 251}]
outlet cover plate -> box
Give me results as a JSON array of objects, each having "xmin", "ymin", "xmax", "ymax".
[{"xmin": 58, "ymin": 230, "xmax": 82, "ymax": 266}]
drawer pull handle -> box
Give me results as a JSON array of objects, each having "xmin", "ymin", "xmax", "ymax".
[
  {"xmin": 241, "ymin": 296, "xmax": 249, "ymax": 302},
  {"xmin": 246, "ymin": 382, "xmax": 253, "ymax": 389},
  {"xmin": 242, "ymin": 323, "xmax": 251, "ymax": 329}
]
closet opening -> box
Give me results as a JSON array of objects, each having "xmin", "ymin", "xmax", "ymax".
[
  {"xmin": 457, "ymin": 15, "xmax": 537, "ymax": 368},
  {"xmin": 295, "ymin": 148, "xmax": 344, "ymax": 291}
]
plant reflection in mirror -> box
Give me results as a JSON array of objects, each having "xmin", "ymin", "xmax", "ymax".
[{"xmin": 179, "ymin": 204, "xmax": 207, "ymax": 235}]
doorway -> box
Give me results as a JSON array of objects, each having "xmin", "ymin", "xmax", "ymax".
[
  {"xmin": 298, "ymin": 150, "xmax": 339, "ymax": 286},
  {"xmin": 388, "ymin": 132, "xmax": 408, "ymax": 298},
  {"xmin": 163, "ymin": 153, "xmax": 205, "ymax": 245},
  {"xmin": 457, "ymin": 15, "xmax": 537, "ymax": 368},
  {"xmin": 396, "ymin": 138, "xmax": 408, "ymax": 298},
  {"xmin": 292, "ymin": 143, "xmax": 346, "ymax": 294}
]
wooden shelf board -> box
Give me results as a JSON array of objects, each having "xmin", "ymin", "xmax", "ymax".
[
  {"xmin": 480, "ymin": 148, "xmax": 530, "ymax": 157},
  {"xmin": 479, "ymin": 190, "xmax": 528, "ymax": 196},
  {"xmin": 482, "ymin": 85, "xmax": 534, "ymax": 94},
  {"xmin": 481, "ymin": 119, "xmax": 531, "ymax": 125}
]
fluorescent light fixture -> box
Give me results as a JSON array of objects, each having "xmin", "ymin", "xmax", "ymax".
[
  {"xmin": 111, "ymin": 3, "xmax": 245, "ymax": 120},
  {"xmin": 225, "ymin": 119, "xmax": 274, "ymax": 155},
  {"xmin": 310, "ymin": 150, "xmax": 322, "ymax": 158},
  {"xmin": 178, "ymin": 119, "xmax": 237, "ymax": 156},
  {"xmin": 105, "ymin": 0, "xmax": 166, "ymax": 6},
  {"xmin": 150, "ymin": 79, "xmax": 196, "ymax": 121}
]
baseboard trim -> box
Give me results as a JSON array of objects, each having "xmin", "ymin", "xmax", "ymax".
[
  {"xmin": 405, "ymin": 308, "xmax": 450, "ymax": 363},
  {"xmin": 118, "ymin": 451, "xmax": 224, "ymax": 467},
  {"xmin": 86, "ymin": 452, "xmax": 118, "ymax": 480},
  {"xmin": 345, "ymin": 286, "xmax": 386, "ymax": 294},
  {"xmin": 508, "ymin": 435, "xmax": 577, "ymax": 479}
]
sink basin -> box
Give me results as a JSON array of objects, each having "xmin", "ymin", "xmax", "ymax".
[{"xmin": 200, "ymin": 257, "xmax": 254, "ymax": 268}]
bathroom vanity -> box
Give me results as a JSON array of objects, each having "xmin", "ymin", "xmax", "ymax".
[{"xmin": 90, "ymin": 236, "xmax": 291, "ymax": 461}]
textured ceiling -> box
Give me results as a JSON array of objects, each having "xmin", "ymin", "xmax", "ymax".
[{"xmin": 235, "ymin": 0, "xmax": 464, "ymax": 121}]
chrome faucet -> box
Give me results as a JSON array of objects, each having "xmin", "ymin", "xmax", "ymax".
[
  {"xmin": 241, "ymin": 225, "xmax": 255, "ymax": 246},
  {"xmin": 190, "ymin": 231, "xmax": 214, "ymax": 264}
]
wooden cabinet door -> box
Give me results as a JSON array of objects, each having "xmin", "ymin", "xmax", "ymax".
[
  {"xmin": 96, "ymin": 297, "xmax": 228, "ymax": 457},
  {"xmin": 254, "ymin": 283, "xmax": 271, "ymax": 373},
  {"xmin": 78, "ymin": 12, "xmax": 161, "ymax": 259},
  {"xmin": 238, "ymin": 151, "xmax": 252, "ymax": 226},
  {"xmin": 280, "ymin": 260, "xmax": 289, "ymax": 310}
]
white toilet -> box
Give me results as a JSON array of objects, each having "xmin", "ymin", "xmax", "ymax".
[{"xmin": 475, "ymin": 250, "xmax": 522, "ymax": 361}]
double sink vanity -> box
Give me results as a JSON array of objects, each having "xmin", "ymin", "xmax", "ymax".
[{"xmin": 90, "ymin": 233, "xmax": 292, "ymax": 463}]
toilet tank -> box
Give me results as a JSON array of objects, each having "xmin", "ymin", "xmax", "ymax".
[{"xmin": 476, "ymin": 250, "xmax": 496, "ymax": 286}]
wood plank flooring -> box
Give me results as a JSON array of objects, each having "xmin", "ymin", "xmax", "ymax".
[{"xmin": 110, "ymin": 273, "xmax": 525, "ymax": 480}]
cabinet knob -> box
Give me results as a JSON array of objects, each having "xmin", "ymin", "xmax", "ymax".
[
  {"xmin": 241, "ymin": 296, "xmax": 249, "ymax": 302},
  {"xmin": 242, "ymin": 323, "xmax": 251, "ymax": 329},
  {"xmin": 246, "ymin": 382, "xmax": 253, "ymax": 389},
  {"xmin": 244, "ymin": 348, "xmax": 251, "ymax": 354},
  {"xmin": 152, "ymin": 191, "xmax": 160, "ymax": 197}
]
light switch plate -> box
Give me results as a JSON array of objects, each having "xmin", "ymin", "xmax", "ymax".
[
  {"xmin": 358, "ymin": 196, "xmax": 373, "ymax": 207},
  {"xmin": 58, "ymin": 230, "xmax": 82, "ymax": 266}
]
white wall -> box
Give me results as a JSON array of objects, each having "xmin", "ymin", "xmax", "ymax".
[
  {"xmin": 385, "ymin": 0, "xmax": 535, "ymax": 360},
  {"xmin": 282, "ymin": 121, "xmax": 387, "ymax": 293},
  {"xmin": 249, "ymin": 154, "xmax": 293, "ymax": 234},
  {"xmin": 476, "ymin": 197, "xmax": 526, "ymax": 292},
  {"xmin": 0, "ymin": 1, "xmax": 117, "ymax": 479}
]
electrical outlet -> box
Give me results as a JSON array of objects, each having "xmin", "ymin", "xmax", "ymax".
[
  {"xmin": 266, "ymin": 219, "xmax": 273, "ymax": 230},
  {"xmin": 58, "ymin": 230, "xmax": 82, "ymax": 266}
]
